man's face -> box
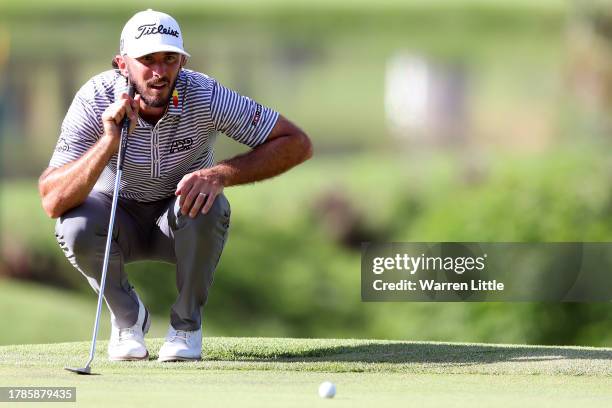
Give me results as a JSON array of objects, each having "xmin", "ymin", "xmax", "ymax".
[{"xmin": 121, "ymin": 52, "xmax": 184, "ymax": 108}]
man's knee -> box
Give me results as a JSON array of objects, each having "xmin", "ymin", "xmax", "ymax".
[
  {"xmin": 55, "ymin": 197, "xmax": 109, "ymax": 255},
  {"xmin": 173, "ymin": 193, "xmax": 231, "ymax": 233}
]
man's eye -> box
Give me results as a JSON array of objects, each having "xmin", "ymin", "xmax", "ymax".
[{"xmin": 166, "ymin": 56, "xmax": 176, "ymax": 63}]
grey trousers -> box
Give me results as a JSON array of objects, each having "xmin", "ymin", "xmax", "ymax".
[{"xmin": 54, "ymin": 190, "xmax": 231, "ymax": 331}]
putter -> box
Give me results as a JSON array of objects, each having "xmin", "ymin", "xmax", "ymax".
[{"xmin": 65, "ymin": 81, "xmax": 136, "ymax": 375}]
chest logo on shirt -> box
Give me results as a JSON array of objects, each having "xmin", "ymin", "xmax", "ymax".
[{"xmin": 169, "ymin": 137, "xmax": 193, "ymax": 153}]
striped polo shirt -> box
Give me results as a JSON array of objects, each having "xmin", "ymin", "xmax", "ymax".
[{"xmin": 49, "ymin": 69, "xmax": 279, "ymax": 202}]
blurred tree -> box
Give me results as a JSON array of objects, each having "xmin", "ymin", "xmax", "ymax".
[{"xmin": 567, "ymin": 0, "xmax": 612, "ymax": 135}]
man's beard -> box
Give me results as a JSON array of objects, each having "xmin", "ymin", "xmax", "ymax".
[{"xmin": 131, "ymin": 75, "xmax": 178, "ymax": 108}]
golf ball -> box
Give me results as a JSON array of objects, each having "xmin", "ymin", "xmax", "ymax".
[{"xmin": 318, "ymin": 381, "xmax": 336, "ymax": 399}]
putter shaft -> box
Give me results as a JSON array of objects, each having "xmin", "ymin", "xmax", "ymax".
[{"xmin": 67, "ymin": 82, "xmax": 135, "ymax": 375}]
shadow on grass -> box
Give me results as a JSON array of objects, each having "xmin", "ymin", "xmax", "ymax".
[{"xmin": 204, "ymin": 342, "xmax": 612, "ymax": 366}]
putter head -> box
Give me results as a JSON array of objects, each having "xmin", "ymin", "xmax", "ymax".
[{"xmin": 64, "ymin": 366, "xmax": 91, "ymax": 375}]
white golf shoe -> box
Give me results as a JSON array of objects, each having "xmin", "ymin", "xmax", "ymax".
[
  {"xmin": 157, "ymin": 325, "xmax": 202, "ymax": 362},
  {"xmin": 108, "ymin": 295, "xmax": 151, "ymax": 361}
]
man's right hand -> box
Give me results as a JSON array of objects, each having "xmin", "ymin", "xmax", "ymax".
[{"xmin": 101, "ymin": 92, "xmax": 140, "ymax": 152}]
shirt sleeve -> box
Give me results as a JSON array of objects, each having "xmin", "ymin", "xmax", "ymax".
[
  {"xmin": 49, "ymin": 92, "xmax": 102, "ymax": 168},
  {"xmin": 209, "ymin": 81, "xmax": 279, "ymax": 148}
]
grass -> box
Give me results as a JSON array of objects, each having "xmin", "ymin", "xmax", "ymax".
[
  {"xmin": 1, "ymin": 338, "xmax": 612, "ymax": 407},
  {"xmin": 4, "ymin": 337, "xmax": 612, "ymax": 376}
]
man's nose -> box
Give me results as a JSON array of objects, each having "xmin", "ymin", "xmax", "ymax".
[{"xmin": 150, "ymin": 62, "xmax": 169, "ymax": 77}]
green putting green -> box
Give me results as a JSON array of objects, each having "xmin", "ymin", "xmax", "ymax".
[{"xmin": 1, "ymin": 338, "xmax": 612, "ymax": 407}]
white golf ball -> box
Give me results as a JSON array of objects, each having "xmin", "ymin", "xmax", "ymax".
[{"xmin": 318, "ymin": 381, "xmax": 336, "ymax": 399}]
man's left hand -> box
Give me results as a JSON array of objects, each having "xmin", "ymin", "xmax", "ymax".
[{"xmin": 175, "ymin": 169, "xmax": 225, "ymax": 217}]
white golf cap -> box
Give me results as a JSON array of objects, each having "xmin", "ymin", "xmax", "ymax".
[{"xmin": 120, "ymin": 9, "xmax": 190, "ymax": 58}]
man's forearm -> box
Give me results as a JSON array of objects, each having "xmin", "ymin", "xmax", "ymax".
[
  {"xmin": 211, "ymin": 133, "xmax": 312, "ymax": 187},
  {"xmin": 39, "ymin": 136, "xmax": 117, "ymax": 218}
]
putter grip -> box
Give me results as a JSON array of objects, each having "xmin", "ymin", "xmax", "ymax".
[{"xmin": 117, "ymin": 84, "xmax": 136, "ymax": 171}]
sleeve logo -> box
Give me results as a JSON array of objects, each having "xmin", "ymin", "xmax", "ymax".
[
  {"xmin": 54, "ymin": 138, "xmax": 70, "ymax": 153},
  {"xmin": 251, "ymin": 104, "xmax": 262, "ymax": 127}
]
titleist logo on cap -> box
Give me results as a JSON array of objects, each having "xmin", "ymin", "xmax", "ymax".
[{"xmin": 135, "ymin": 23, "xmax": 179, "ymax": 39}]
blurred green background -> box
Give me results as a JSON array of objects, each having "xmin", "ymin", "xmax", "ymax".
[{"xmin": 1, "ymin": 0, "xmax": 611, "ymax": 346}]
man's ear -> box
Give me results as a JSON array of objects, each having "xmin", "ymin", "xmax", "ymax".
[
  {"xmin": 180, "ymin": 55, "xmax": 188, "ymax": 68},
  {"xmin": 115, "ymin": 55, "xmax": 129, "ymax": 77}
]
